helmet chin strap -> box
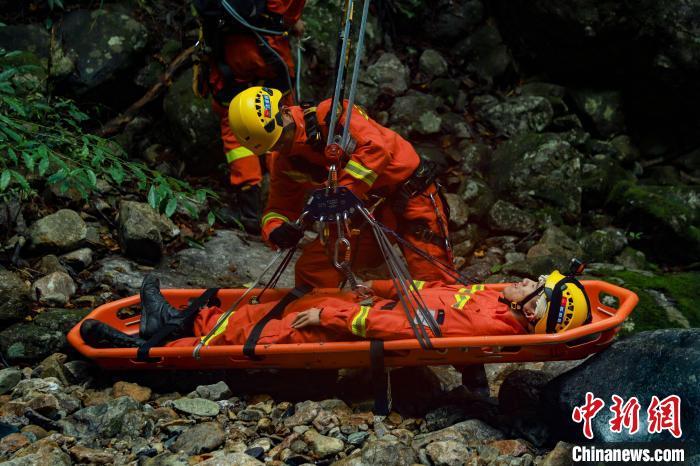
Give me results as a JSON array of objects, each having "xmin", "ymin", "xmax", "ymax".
[{"xmin": 498, "ymin": 285, "xmax": 544, "ymax": 314}]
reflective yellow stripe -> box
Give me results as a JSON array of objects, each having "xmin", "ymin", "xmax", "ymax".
[
  {"xmin": 354, "ymin": 105, "xmax": 370, "ymax": 120},
  {"xmin": 458, "ymin": 287, "xmax": 468, "ymax": 294},
  {"xmin": 283, "ymin": 170, "xmax": 313, "ymax": 184},
  {"xmin": 344, "ymin": 160, "xmax": 378, "ymax": 187},
  {"xmin": 226, "ymin": 146, "xmax": 256, "ymax": 163},
  {"xmin": 261, "ymin": 212, "xmax": 289, "ymax": 227},
  {"xmin": 201, "ymin": 312, "xmax": 233, "ymax": 346},
  {"xmin": 453, "ymin": 294, "xmax": 471, "ymax": 310},
  {"xmin": 351, "ymin": 305, "xmax": 371, "ymax": 338},
  {"xmin": 471, "ymin": 284, "xmax": 485, "ymax": 293},
  {"xmin": 412, "ymin": 280, "xmax": 426, "ymax": 290}
]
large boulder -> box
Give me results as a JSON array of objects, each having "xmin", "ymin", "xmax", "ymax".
[
  {"xmin": 570, "ymin": 88, "xmax": 626, "ymax": 138},
  {"xmin": 0, "ymin": 270, "xmax": 31, "ymax": 323},
  {"xmin": 543, "ymin": 329, "xmax": 700, "ymax": 443},
  {"xmin": 581, "ymin": 154, "xmax": 635, "ymax": 210},
  {"xmin": 421, "ymin": 0, "xmax": 484, "ymax": 42},
  {"xmin": 58, "ymin": 8, "xmax": 148, "ymax": 93},
  {"xmin": 0, "ymin": 308, "xmax": 89, "ymax": 364},
  {"xmin": 0, "ymin": 24, "xmax": 50, "ymax": 59},
  {"xmin": 162, "ymin": 68, "xmax": 221, "ymax": 170},
  {"xmin": 453, "ymin": 22, "xmax": 513, "ymax": 84},
  {"xmin": 388, "ymin": 91, "xmax": 442, "ymax": 136},
  {"xmin": 118, "ymin": 200, "xmax": 180, "ymax": 264},
  {"xmin": 492, "ymin": 0, "xmax": 700, "ymax": 87},
  {"xmin": 94, "ymin": 230, "xmax": 296, "ymax": 293},
  {"xmin": 489, "ymin": 132, "xmax": 583, "ymax": 223},
  {"xmin": 580, "ymin": 227, "xmax": 628, "ymax": 263},
  {"xmin": 527, "ymin": 226, "xmax": 583, "ymax": 260},
  {"xmin": 28, "ymin": 209, "xmax": 87, "ymax": 252},
  {"xmin": 61, "ymin": 396, "xmax": 151, "ymax": 441},
  {"xmin": 608, "ymin": 182, "xmax": 700, "ymax": 264},
  {"xmin": 419, "ymin": 49, "xmax": 448, "ymax": 78},
  {"xmin": 365, "ymin": 52, "xmax": 409, "ymax": 96},
  {"xmin": 31, "ymin": 271, "xmax": 77, "ymax": 306},
  {"xmin": 487, "ymin": 200, "xmax": 536, "ymax": 235},
  {"xmin": 473, "ymin": 94, "xmax": 554, "ymax": 137}
]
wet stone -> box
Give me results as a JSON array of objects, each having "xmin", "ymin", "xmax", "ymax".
[
  {"xmin": 113, "ymin": 381, "xmax": 152, "ymax": 403},
  {"xmin": 0, "ymin": 368, "xmax": 22, "ymax": 396},
  {"xmin": 170, "ymin": 421, "xmax": 225, "ymax": 455},
  {"xmin": 171, "ymin": 397, "xmax": 220, "ymax": 417}
]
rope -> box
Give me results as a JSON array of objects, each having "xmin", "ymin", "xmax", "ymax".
[
  {"xmin": 219, "ymin": 0, "xmax": 298, "ymax": 104},
  {"xmin": 341, "ymin": 0, "xmax": 371, "ymax": 151},
  {"xmin": 359, "ymin": 207, "xmax": 440, "ymax": 349},
  {"xmin": 326, "ymin": 0, "xmax": 355, "ymax": 146},
  {"xmin": 377, "ymin": 223, "xmax": 477, "ymax": 286}
]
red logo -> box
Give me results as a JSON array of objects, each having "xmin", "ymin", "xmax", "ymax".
[
  {"xmin": 572, "ymin": 392, "xmax": 605, "ymax": 440},
  {"xmin": 572, "ymin": 393, "xmax": 683, "ymax": 440},
  {"xmin": 609, "ymin": 395, "xmax": 641, "ymax": 435},
  {"xmin": 647, "ymin": 395, "xmax": 682, "ymax": 438}
]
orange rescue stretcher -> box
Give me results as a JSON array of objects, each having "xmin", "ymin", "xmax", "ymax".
[{"xmin": 67, "ymin": 280, "xmax": 638, "ymax": 371}]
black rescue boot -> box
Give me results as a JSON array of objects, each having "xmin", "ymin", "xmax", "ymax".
[
  {"xmin": 237, "ymin": 185, "xmax": 262, "ymax": 235},
  {"xmin": 139, "ymin": 274, "xmax": 192, "ymax": 340},
  {"xmin": 80, "ymin": 319, "xmax": 145, "ymax": 348}
]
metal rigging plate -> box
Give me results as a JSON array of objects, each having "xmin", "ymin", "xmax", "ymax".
[{"xmin": 304, "ymin": 187, "xmax": 363, "ymax": 222}]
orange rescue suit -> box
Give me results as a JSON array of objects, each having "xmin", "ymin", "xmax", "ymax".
[
  {"xmin": 262, "ymin": 99, "xmax": 453, "ymax": 287},
  {"xmin": 209, "ymin": 0, "xmax": 305, "ymax": 188},
  {"xmin": 167, "ymin": 281, "xmax": 528, "ymax": 348}
]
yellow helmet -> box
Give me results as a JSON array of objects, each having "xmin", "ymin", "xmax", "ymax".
[
  {"xmin": 534, "ymin": 270, "xmax": 591, "ymax": 334},
  {"xmin": 228, "ymin": 87, "xmax": 284, "ymax": 155}
]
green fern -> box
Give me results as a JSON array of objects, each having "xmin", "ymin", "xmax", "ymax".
[{"xmin": 0, "ymin": 49, "xmax": 216, "ymax": 219}]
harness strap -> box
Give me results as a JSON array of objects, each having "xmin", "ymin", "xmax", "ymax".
[
  {"xmin": 243, "ymin": 284, "xmax": 313, "ymax": 360},
  {"xmin": 370, "ymin": 340, "xmax": 390, "ymax": 415},
  {"xmin": 137, "ymin": 288, "xmax": 219, "ymax": 362}
]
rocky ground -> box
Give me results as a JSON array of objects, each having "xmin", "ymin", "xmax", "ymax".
[{"xmin": 1, "ymin": 0, "xmax": 699, "ymax": 464}]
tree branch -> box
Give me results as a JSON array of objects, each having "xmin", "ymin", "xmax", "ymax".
[{"xmin": 98, "ymin": 46, "xmax": 195, "ymax": 137}]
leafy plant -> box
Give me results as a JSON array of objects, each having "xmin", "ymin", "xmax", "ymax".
[{"xmin": 0, "ymin": 49, "xmax": 216, "ymax": 219}]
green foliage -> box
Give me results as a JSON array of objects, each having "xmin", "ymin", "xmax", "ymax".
[{"xmin": 0, "ymin": 49, "xmax": 216, "ymax": 218}]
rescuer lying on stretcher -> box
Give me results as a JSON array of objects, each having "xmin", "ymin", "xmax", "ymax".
[{"xmin": 80, "ymin": 270, "xmax": 591, "ymax": 349}]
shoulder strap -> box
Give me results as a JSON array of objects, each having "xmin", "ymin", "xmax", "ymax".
[
  {"xmin": 243, "ymin": 284, "xmax": 313, "ymax": 360},
  {"xmin": 137, "ymin": 288, "xmax": 219, "ymax": 362},
  {"xmin": 303, "ymin": 106, "xmax": 326, "ymax": 152}
]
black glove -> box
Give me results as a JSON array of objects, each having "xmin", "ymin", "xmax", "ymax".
[{"xmin": 269, "ymin": 221, "xmax": 304, "ymax": 249}]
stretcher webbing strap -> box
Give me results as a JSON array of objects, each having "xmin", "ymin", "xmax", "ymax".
[
  {"xmin": 370, "ymin": 340, "xmax": 390, "ymax": 415},
  {"xmin": 136, "ymin": 288, "xmax": 219, "ymax": 362},
  {"xmin": 243, "ymin": 284, "xmax": 313, "ymax": 360}
]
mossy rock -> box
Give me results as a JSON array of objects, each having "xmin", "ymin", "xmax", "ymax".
[
  {"xmin": 581, "ymin": 154, "xmax": 635, "ymax": 210},
  {"xmin": 608, "ymin": 181, "xmax": 700, "ymax": 264},
  {"xmin": 0, "ymin": 308, "xmax": 89, "ymax": 363},
  {"xmin": 594, "ymin": 268, "xmax": 699, "ymax": 336},
  {"xmin": 489, "ymin": 132, "xmax": 583, "ymax": 223},
  {"xmin": 162, "ymin": 68, "xmax": 221, "ymax": 171}
]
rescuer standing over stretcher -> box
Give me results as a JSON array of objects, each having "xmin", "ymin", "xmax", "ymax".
[
  {"xmin": 227, "ymin": 86, "xmax": 454, "ymax": 288},
  {"xmin": 192, "ymin": 0, "xmax": 306, "ymax": 233}
]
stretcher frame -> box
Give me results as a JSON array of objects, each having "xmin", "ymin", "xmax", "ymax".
[{"xmin": 67, "ymin": 280, "xmax": 638, "ymax": 371}]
